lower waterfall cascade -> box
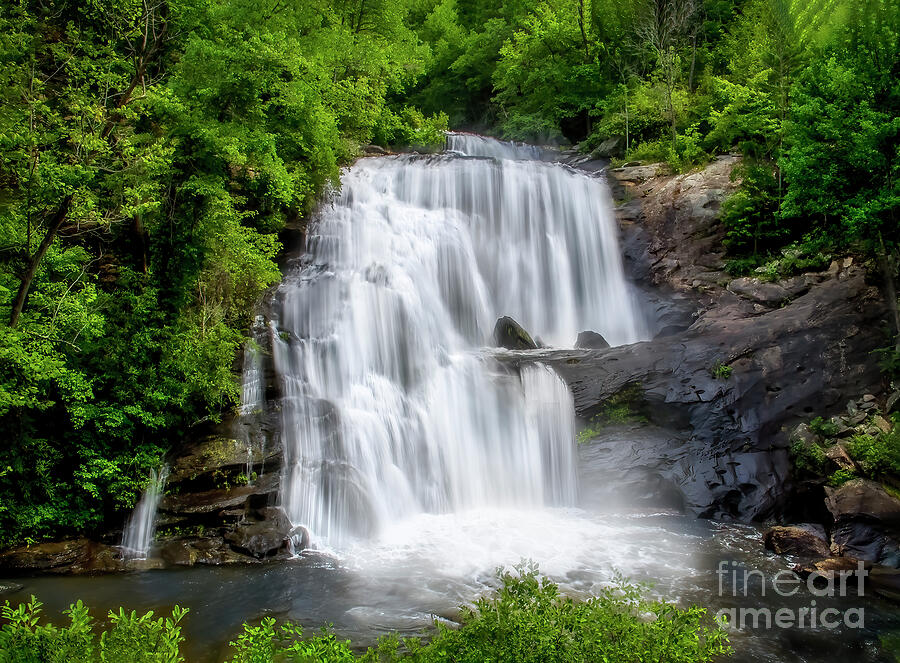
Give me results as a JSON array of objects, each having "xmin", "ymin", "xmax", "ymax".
[{"xmin": 249, "ymin": 133, "xmax": 650, "ymax": 548}]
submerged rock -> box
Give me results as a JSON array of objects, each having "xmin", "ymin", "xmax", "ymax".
[
  {"xmin": 794, "ymin": 557, "xmax": 866, "ymax": 578},
  {"xmin": 575, "ymin": 331, "xmax": 610, "ymax": 350},
  {"xmin": 492, "ymin": 316, "xmax": 537, "ymax": 350},
  {"xmin": 0, "ymin": 581, "xmax": 23, "ymax": 595}
]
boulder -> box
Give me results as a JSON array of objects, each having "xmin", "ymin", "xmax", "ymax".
[
  {"xmin": 590, "ymin": 136, "xmax": 623, "ymax": 159},
  {"xmin": 763, "ymin": 525, "xmax": 831, "ymax": 558},
  {"xmin": 887, "ymin": 391, "xmax": 900, "ymax": 413},
  {"xmin": 225, "ymin": 507, "xmax": 292, "ymax": 558},
  {"xmin": 492, "ymin": 316, "xmax": 537, "ymax": 350},
  {"xmin": 830, "ymin": 521, "xmax": 900, "ymax": 566},
  {"xmin": 159, "ymin": 537, "xmax": 257, "ymax": 566},
  {"xmin": 575, "ymin": 331, "xmax": 610, "ymax": 350},
  {"xmin": 793, "ymin": 557, "xmax": 866, "ymax": 578},
  {"xmin": 790, "ymin": 423, "xmax": 822, "ymax": 447},
  {"xmin": 824, "ymin": 444, "xmax": 857, "ymax": 472},
  {"xmin": 727, "ymin": 277, "xmax": 791, "ymax": 306},
  {"xmin": 874, "ymin": 415, "xmax": 893, "ymax": 434},
  {"xmin": 824, "ymin": 480, "xmax": 900, "ymax": 566},
  {"xmin": 825, "ymin": 479, "xmax": 900, "ymax": 523}
]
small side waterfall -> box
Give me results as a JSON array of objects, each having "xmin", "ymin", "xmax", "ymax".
[
  {"xmin": 250, "ymin": 135, "xmax": 648, "ymax": 548},
  {"xmin": 121, "ymin": 466, "xmax": 169, "ymax": 560}
]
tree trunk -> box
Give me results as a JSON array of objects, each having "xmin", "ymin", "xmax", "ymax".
[
  {"xmin": 689, "ymin": 34, "xmax": 697, "ymax": 91},
  {"xmin": 878, "ymin": 237, "xmax": 900, "ymax": 352},
  {"xmin": 9, "ymin": 196, "xmax": 73, "ymax": 327},
  {"xmin": 577, "ymin": 0, "xmax": 591, "ymax": 61}
]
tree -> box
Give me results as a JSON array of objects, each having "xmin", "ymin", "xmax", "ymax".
[{"xmin": 635, "ymin": 0, "xmax": 698, "ymax": 150}]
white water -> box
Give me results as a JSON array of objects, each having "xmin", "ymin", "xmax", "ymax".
[
  {"xmin": 262, "ymin": 135, "xmax": 648, "ymax": 549},
  {"xmin": 121, "ymin": 466, "xmax": 169, "ymax": 560}
]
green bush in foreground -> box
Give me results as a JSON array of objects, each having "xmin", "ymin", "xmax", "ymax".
[
  {"xmin": 0, "ymin": 597, "xmax": 187, "ymax": 662},
  {"xmin": 1, "ymin": 568, "xmax": 731, "ymax": 663}
]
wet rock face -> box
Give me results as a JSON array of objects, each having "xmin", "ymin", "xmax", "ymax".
[
  {"xmin": 610, "ymin": 155, "xmax": 738, "ymax": 292},
  {"xmin": 530, "ymin": 156, "xmax": 887, "ymax": 523},
  {"xmin": 524, "ymin": 267, "xmax": 884, "ymax": 521}
]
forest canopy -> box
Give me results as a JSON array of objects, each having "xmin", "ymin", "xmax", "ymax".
[{"xmin": 0, "ymin": 0, "xmax": 896, "ymax": 545}]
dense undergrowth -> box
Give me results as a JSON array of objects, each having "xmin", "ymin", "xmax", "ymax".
[
  {"xmin": 0, "ymin": 568, "xmax": 731, "ymax": 663},
  {"xmin": 792, "ymin": 409, "xmax": 900, "ymax": 490}
]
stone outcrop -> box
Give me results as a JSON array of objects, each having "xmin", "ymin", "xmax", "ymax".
[
  {"xmin": 0, "ymin": 539, "xmax": 125, "ymax": 575},
  {"xmin": 505, "ymin": 264, "xmax": 885, "ymax": 521},
  {"xmin": 505, "ymin": 155, "xmax": 889, "ymax": 523}
]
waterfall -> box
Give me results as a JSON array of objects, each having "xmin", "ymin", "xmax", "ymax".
[
  {"xmin": 258, "ymin": 136, "xmax": 647, "ymax": 547},
  {"xmin": 446, "ymin": 132, "xmax": 546, "ymax": 160},
  {"xmin": 121, "ymin": 466, "xmax": 169, "ymax": 560}
]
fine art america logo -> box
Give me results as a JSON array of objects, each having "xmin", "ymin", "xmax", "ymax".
[{"xmin": 715, "ymin": 560, "xmax": 867, "ymax": 630}]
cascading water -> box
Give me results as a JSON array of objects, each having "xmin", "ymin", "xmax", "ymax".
[
  {"xmin": 259, "ymin": 134, "xmax": 648, "ymax": 548},
  {"xmin": 121, "ymin": 466, "xmax": 169, "ymax": 560}
]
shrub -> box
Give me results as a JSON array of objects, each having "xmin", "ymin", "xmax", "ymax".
[
  {"xmin": 808, "ymin": 416, "xmax": 840, "ymax": 438},
  {"xmin": 0, "ymin": 597, "xmax": 187, "ymax": 663},
  {"xmin": 1, "ymin": 571, "xmax": 731, "ymax": 663},
  {"xmin": 847, "ymin": 431, "xmax": 900, "ymax": 478},
  {"xmin": 828, "ymin": 468, "xmax": 858, "ymax": 487},
  {"xmin": 227, "ymin": 565, "xmax": 731, "ymax": 663},
  {"xmin": 790, "ymin": 440, "xmax": 829, "ymax": 476}
]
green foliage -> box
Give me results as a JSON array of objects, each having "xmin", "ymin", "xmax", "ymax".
[
  {"xmin": 875, "ymin": 346, "xmax": 900, "ymax": 380},
  {"xmin": 848, "ymin": 431, "xmax": 900, "ymax": 478},
  {"xmin": 0, "ymin": 597, "xmax": 187, "ymax": 663},
  {"xmin": 0, "ymin": 0, "xmax": 439, "ymax": 545},
  {"xmin": 710, "ymin": 361, "xmax": 733, "ymax": 380},
  {"xmin": 0, "ymin": 575, "xmax": 730, "ymax": 662},
  {"xmin": 828, "ymin": 468, "xmax": 858, "ymax": 487},
  {"xmin": 225, "ymin": 566, "xmax": 731, "ymax": 662},
  {"xmin": 721, "ymin": 162, "xmax": 783, "ymax": 255},
  {"xmin": 790, "ymin": 440, "xmax": 829, "ymax": 475},
  {"xmin": 809, "ymin": 416, "xmax": 840, "ymax": 438},
  {"xmin": 880, "ymin": 630, "xmax": 900, "ymax": 662},
  {"xmin": 372, "ymin": 107, "xmax": 450, "ymax": 150}
]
